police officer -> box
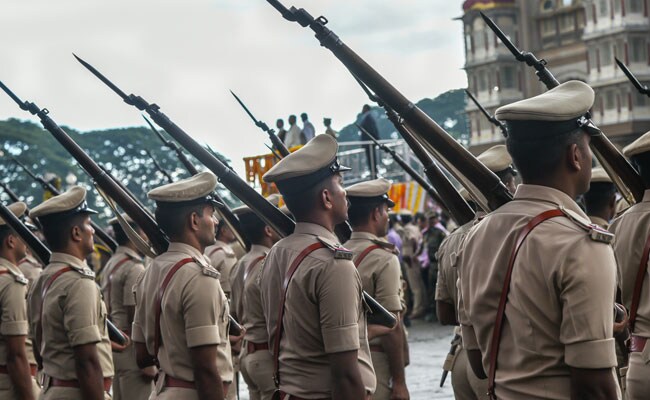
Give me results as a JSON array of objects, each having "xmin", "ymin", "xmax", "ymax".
[
  {"xmin": 399, "ymin": 209, "xmax": 427, "ymax": 319},
  {"xmin": 205, "ymin": 220, "xmax": 238, "ymax": 298},
  {"xmin": 231, "ymin": 205, "xmax": 281, "ymax": 400},
  {"xmin": 457, "ymin": 81, "xmax": 619, "ymax": 399},
  {"xmin": 132, "ymin": 172, "xmax": 233, "ymax": 400},
  {"xmin": 260, "ymin": 134, "xmax": 376, "ymax": 400},
  {"xmin": 0, "ymin": 202, "xmax": 39, "ymax": 399},
  {"xmin": 609, "ymin": 130, "xmax": 650, "ymax": 399},
  {"xmin": 584, "ymin": 167, "xmax": 617, "ymax": 229},
  {"xmin": 343, "ymin": 178, "xmax": 409, "ymax": 400},
  {"xmin": 28, "ymin": 186, "xmax": 114, "ymax": 400},
  {"xmin": 435, "ymin": 144, "xmax": 516, "ymax": 400},
  {"xmin": 100, "ymin": 214, "xmax": 152, "ymax": 400}
]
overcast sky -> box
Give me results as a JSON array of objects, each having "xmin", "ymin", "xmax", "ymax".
[{"xmin": 0, "ymin": 0, "xmax": 467, "ymax": 176}]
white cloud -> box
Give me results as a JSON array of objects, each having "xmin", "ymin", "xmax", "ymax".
[{"xmin": 0, "ymin": 0, "xmax": 466, "ymax": 177}]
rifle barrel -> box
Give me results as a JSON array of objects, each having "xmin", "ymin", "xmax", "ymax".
[{"xmin": 615, "ymin": 58, "xmax": 650, "ymax": 97}]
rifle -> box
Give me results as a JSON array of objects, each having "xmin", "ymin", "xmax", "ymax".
[
  {"xmin": 481, "ymin": 12, "xmax": 646, "ymax": 205},
  {"xmin": 230, "ymin": 90, "xmax": 291, "ymax": 157},
  {"xmin": 351, "ymin": 74, "xmax": 477, "ymax": 222},
  {"xmin": 0, "ymin": 200, "xmax": 129, "ymax": 346},
  {"xmin": 0, "ymin": 181, "xmax": 43, "ymax": 231},
  {"xmin": 74, "ymin": 55, "xmax": 395, "ymax": 329},
  {"xmin": 615, "ymin": 58, "xmax": 650, "ymax": 98},
  {"xmin": 142, "ymin": 116, "xmax": 250, "ymax": 251},
  {"xmin": 143, "ymin": 149, "xmax": 174, "ymax": 184},
  {"xmin": 11, "ymin": 157, "xmax": 118, "ymax": 253},
  {"xmin": 0, "ymin": 80, "xmax": 168, "ymax": 255},
  {"xmin": 265, "ymin": 1, "xmax": 512, "ymax": 211},
  {"xmin": 465, "ymin": 89, "xmax": 508, "ymax": 137}
]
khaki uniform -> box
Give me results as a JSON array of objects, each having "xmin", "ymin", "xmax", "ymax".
[
  {"xmin": 458, "ymin": 185, "xmax": 619, "ymax": 400},
  {"xmin": 132, "ymin": 242, "xmax": 232, "ymax": 399},
  {"xmin": 402, "ymin": 223, "xmax": 426, "ymax": 315},
  {"xmin": 236, "ymin": 245, "xmax": 275, "ymax": 400},
  {"xmin": 260, "ymin": 222, "xmax": 376, "ymax": 398},
  {"xmin": 0, "ymin": 257, "xmax": 40, "ymax": 399},
  {"xmin": 100, "ymin": 247, "xmax": 151, "ymax": 400},
  {"xmin": 610, "ymin": 190, "xmax": 650, "ymax": 399},
  {"xmin": 435, "ymin": 220, "xmax": 488, "ymax": 400},
  {"xmin": 205, "ymin": 240, "xmax": 238, "ymax": 297},
  {"xmin": 17, "ymin": 254, "xmax": 42, "ymax": 373},
  {"xmin": 27, "ymin": 252, "xmax": 114, "ymax": 400},
  {"xmin": 344, "ymin": 231, "xmax": 403, "ymax": 400}
]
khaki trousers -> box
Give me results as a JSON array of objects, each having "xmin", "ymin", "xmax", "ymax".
[
  {"xmin": 452, "ymin": 347, "xmax": 489, "ymax": 400},
  {"xmin": 41, "ymin": 386, "xmax": 111, "ymax": 399},
  {"xmin": 626, "ymin": 350, "xmax": 650, "ymax": 400},
  {"xmin": 227, "ymin": 351, "xmax": 239, "ymax": 400},
  {"xmin": 0, "ymin": 373, "xmax": 40, "ymax": 400},
  {"xmin": 370, "ymin": 351, "xmax": 391, "ymax": 400},
  {"xmin": 403, "ymin": 260, "xmax": 427, "ymax": 315},
  {"xmin": 113, "ymin": 345, "xmax": 153, "ymax": 400},
  {"xmin": 240, "ymin": 345, "xmax": 275, "ymax": 400}
]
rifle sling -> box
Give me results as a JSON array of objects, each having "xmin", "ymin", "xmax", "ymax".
[
  {"xmin": 273, "ymin": 242, "xmax": 325, "ymax": 386},
  {"xmin": 487, "ymin": 209, "xmax": 564, "ymax": 399},
  {"xmin": 354, "ymin": 244, "xmax": 382, "ymax": 268},
  {"xmin": 629, "ymin": 230, "xmax": 650, "ymax": 333}
]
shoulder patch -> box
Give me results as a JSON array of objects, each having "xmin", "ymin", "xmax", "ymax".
[
  {"xmin": 317, "ymin": 236, "xmax": 353, "ymax": 260},
  {"xmin": 72, "ymin": 267, "xmax": 96, "ymax": 280},
  {"xmin": 371, "ymin": 239, "xmax": 399, "ymax": 255},
  {"xmin": 202, "ymin": 265, "xmax": 220, "ymax": 279},
  {"xmin": 560, "ymin": 207, "xmax": 614, "ymax": 244}
]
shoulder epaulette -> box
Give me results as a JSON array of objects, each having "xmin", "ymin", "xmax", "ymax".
[
  {"xmin": 560, "ymin": 207, "xmax": 614, "ymax": 244},
  {"xmin": 195, "ymin": 256, "xmax": 220, "ymax": 278},
  {"xmin": 317, "ymin": 236, "xmax": 353, "ymax": 260},
  {"xmin": 72, "ymin": 267, "xmax": 96, "ymax": 279},
  {"xmin": 371, "ymin": 239, "xmax": 399, "ymax": 255},
  {"xmin": 13, "ymin": 273, "xmax": 28, "ymax": 285}
]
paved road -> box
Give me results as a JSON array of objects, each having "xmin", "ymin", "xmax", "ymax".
[{"xmin": 238, "ymin": 320, "xmax": 456, "ymax": 400}]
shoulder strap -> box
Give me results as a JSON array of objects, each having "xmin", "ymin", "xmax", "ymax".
[
  {"xmin": 354, "ymin": 244, "xmax": 382, "ymax": 268},
  {"xmin": 154, "ymin": 258, "xmax": 194, "ymax": 358},
  {"xmin": 208, "ymin": 247, "xmax": 224, "ymax": 258},
  {"xmin": 273, "ymin": 242, "xmax": 325, "ymax": 387},
  {"xmin": 244, "ymin": 255, "xmax": 266, "ymax": 282},
  {"xmin": 487, "ymin": 209, "xmax": 564, "ymax": 399},
  {"xmin": 106, "ymin": 256, "xmax": 134, "ymax": 316},
  {"xmin": 629, "ymin": 231, "xmax": 650, "ymax": 333},
  {"xmin": 37, "ymin": 267, "xmax": 73, "ymax": 350}
]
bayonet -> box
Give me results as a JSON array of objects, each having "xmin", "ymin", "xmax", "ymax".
[
  {"xmin": 144, "ymin": 149, "xmax": 174, "ymax": 184},
  {"xmin": 615, "ymin": 58, "xmax": 650, "ymax": 97},
  {"xmin": 230, "ymin": 90, "xmax": 290, "ymax": 157},
  {"xmin": 482, "ymin": 12, "xmax": 646, "ymax": 204},
  {"xmin": 465, "ymin": 89, "xmax": 507, "ymax": 137}
]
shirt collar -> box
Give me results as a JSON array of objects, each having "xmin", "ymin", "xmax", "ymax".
[
  {"xmin": 588, "ymin": 215, "xmax": 609, "ymax": 228},
  {"xmin": 249, "ymin": 244, "xmax": 271, "ymax": 254},
  {"xmin": 49, "ymin": 252, "xmax": 89, "ymax": 271},
  {"xmin": 349, "ymin": 231, "xmax": 379, "ymax": 241},
  {"xmin": 0, "ymin": 256, "xmax": 21, "ymax": 275},
  {"xmin": 294, "ymin": 222, "xmax": 340, "ymax": 244},
  {"xmin": 115, "ymin": 246, "xmax": 142, "ymax": 260},
  {"xmin": 513, "ymin": 184, "xmax": 587, "ymax": 218},
  {"xmin": 167, "ymin": 242, "xmax": 207, "ymax": 263}
]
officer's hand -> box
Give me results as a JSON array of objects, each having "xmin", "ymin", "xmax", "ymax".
[
  {"xmin": 141, "ymin": 366, "xmax": 157, "ymax": 382},
  {"xmin": 229, "ymin": 328, "xmax": 246, "ymax": 353},
  {"xmin": 613, "ymin": 303, "xmax": 628, "ymax": 334},
  {"xmin": 368, "ymin": 323, "xmax": 396, "ymax": 340},
  {"xmin": 391, "ymin": 380, "xmax": 409, "ymax": 400}
]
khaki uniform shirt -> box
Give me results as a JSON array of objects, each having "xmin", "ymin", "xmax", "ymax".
[
  {"xmin": 610, "ymin": 189, "xmax": 650, "ymax": 337},
  {"xmin": 435, "ymin": 219, "xmax": 476, "ymax": 311},
  {"xmin": 239, "ymin": 245, "xmax": 270, "ymax": 344},
  {"xmin": 27, "ymin": 252, "xmax": 113, "ymax": 380},
  {"xmin": 260, "ymin": 222, "xmax": 375, "ymax": 397},
  {"xmin": 17, "ymin": 254, "xmax": 42, "ymax": 284},
  {"xmin": 458, "ymin": 185, "xmax": 617, "ymax": 400},
  {"xmin": 99, "ymin": 246, "xmax": 144, "ymax": 332},
  {"xmin": 344, "ymin": 232, "xmax": 403, "ymax": 313},
  {"xmin": 205, "ymin": 240, "xmax": 238, "ymax": 296},
  {"xmin": 0, "ymin": 257, "xmax": 29, "ymax": 365},
  {"xmin": 589, "ymin": 215, "xmax": 610, "ymax": 230},
  {"xmin": 132, "ymin": 242, "xmax": 233, "ymax": 382}
]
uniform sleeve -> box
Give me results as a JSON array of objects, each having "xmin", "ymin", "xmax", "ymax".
[
  {"xmin": 0, "ymin": 278, "xmax": 29, "ymax": 336},
  {"xmin": 456, "ymin": 249, "xmax": 479, "ymax": 350},
  {"xmin": 374, "ymin": 255, "xmax": 403, "ymax": 313},
  {"xmin": 122, "ymin": 263, "xmax": 144, "ymax": 307},
  {"xmin": 435, "ymin": 239, "xmax": 452, "ymax": 303},
  {"xmin": 131, "ymin": 272, "xmax": 146, "ymax": 343},
  {"xmin": 317, "ymin": 259, "xmax": 362, "ymax": 354},
  {"xmin": 63, "ymin": 278, "xmax": 103, "ymax": 346},
  {"xmin": 559, "ymin": 241, "xmax": 617, "ymax": 368},
  {"xmin": 182, "ymin": 273, "xmax": 224, "ymax": 348}
]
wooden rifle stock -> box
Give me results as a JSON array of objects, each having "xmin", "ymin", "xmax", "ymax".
[
  {"xmin": 0, "ymin": 201, "xmax": 128, "ymax": 346},
  {"xmin": 480, "ymin": 12, "xmax": 645, "ymax": 204},
  {"xmin": 266, "ymin": 1, "xmax": 512, "ymax": 210}
]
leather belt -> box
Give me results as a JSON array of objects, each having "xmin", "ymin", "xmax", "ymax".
[
  {"xmin": 0, "ymin": 364, "xmax": 38, "ymax": 377},
  {"xmin": 630, "ymin": 335, "xmax": 648, "ymax": 353},
  {"xmin": 164, "ymin": 375, "xmax": 195, "ymax": 389},
  {"xmin": 247, "ymin": 341, "xmax": 269, "ymax": 354},
  {"xmin": 51, "ymin": 377, "xmax": 112, "ymax": 392},
  {"xmin": 369, "ymin": 344, "xmax": 384, "ymax": 353},
  {"xmin": 279, "ymin": 392, "xmax": 331, "ymax": 400}
]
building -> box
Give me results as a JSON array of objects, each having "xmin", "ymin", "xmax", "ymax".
[{"xmin": 461, "ymin": 0, "xmax": 650, "ymax": 154}]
